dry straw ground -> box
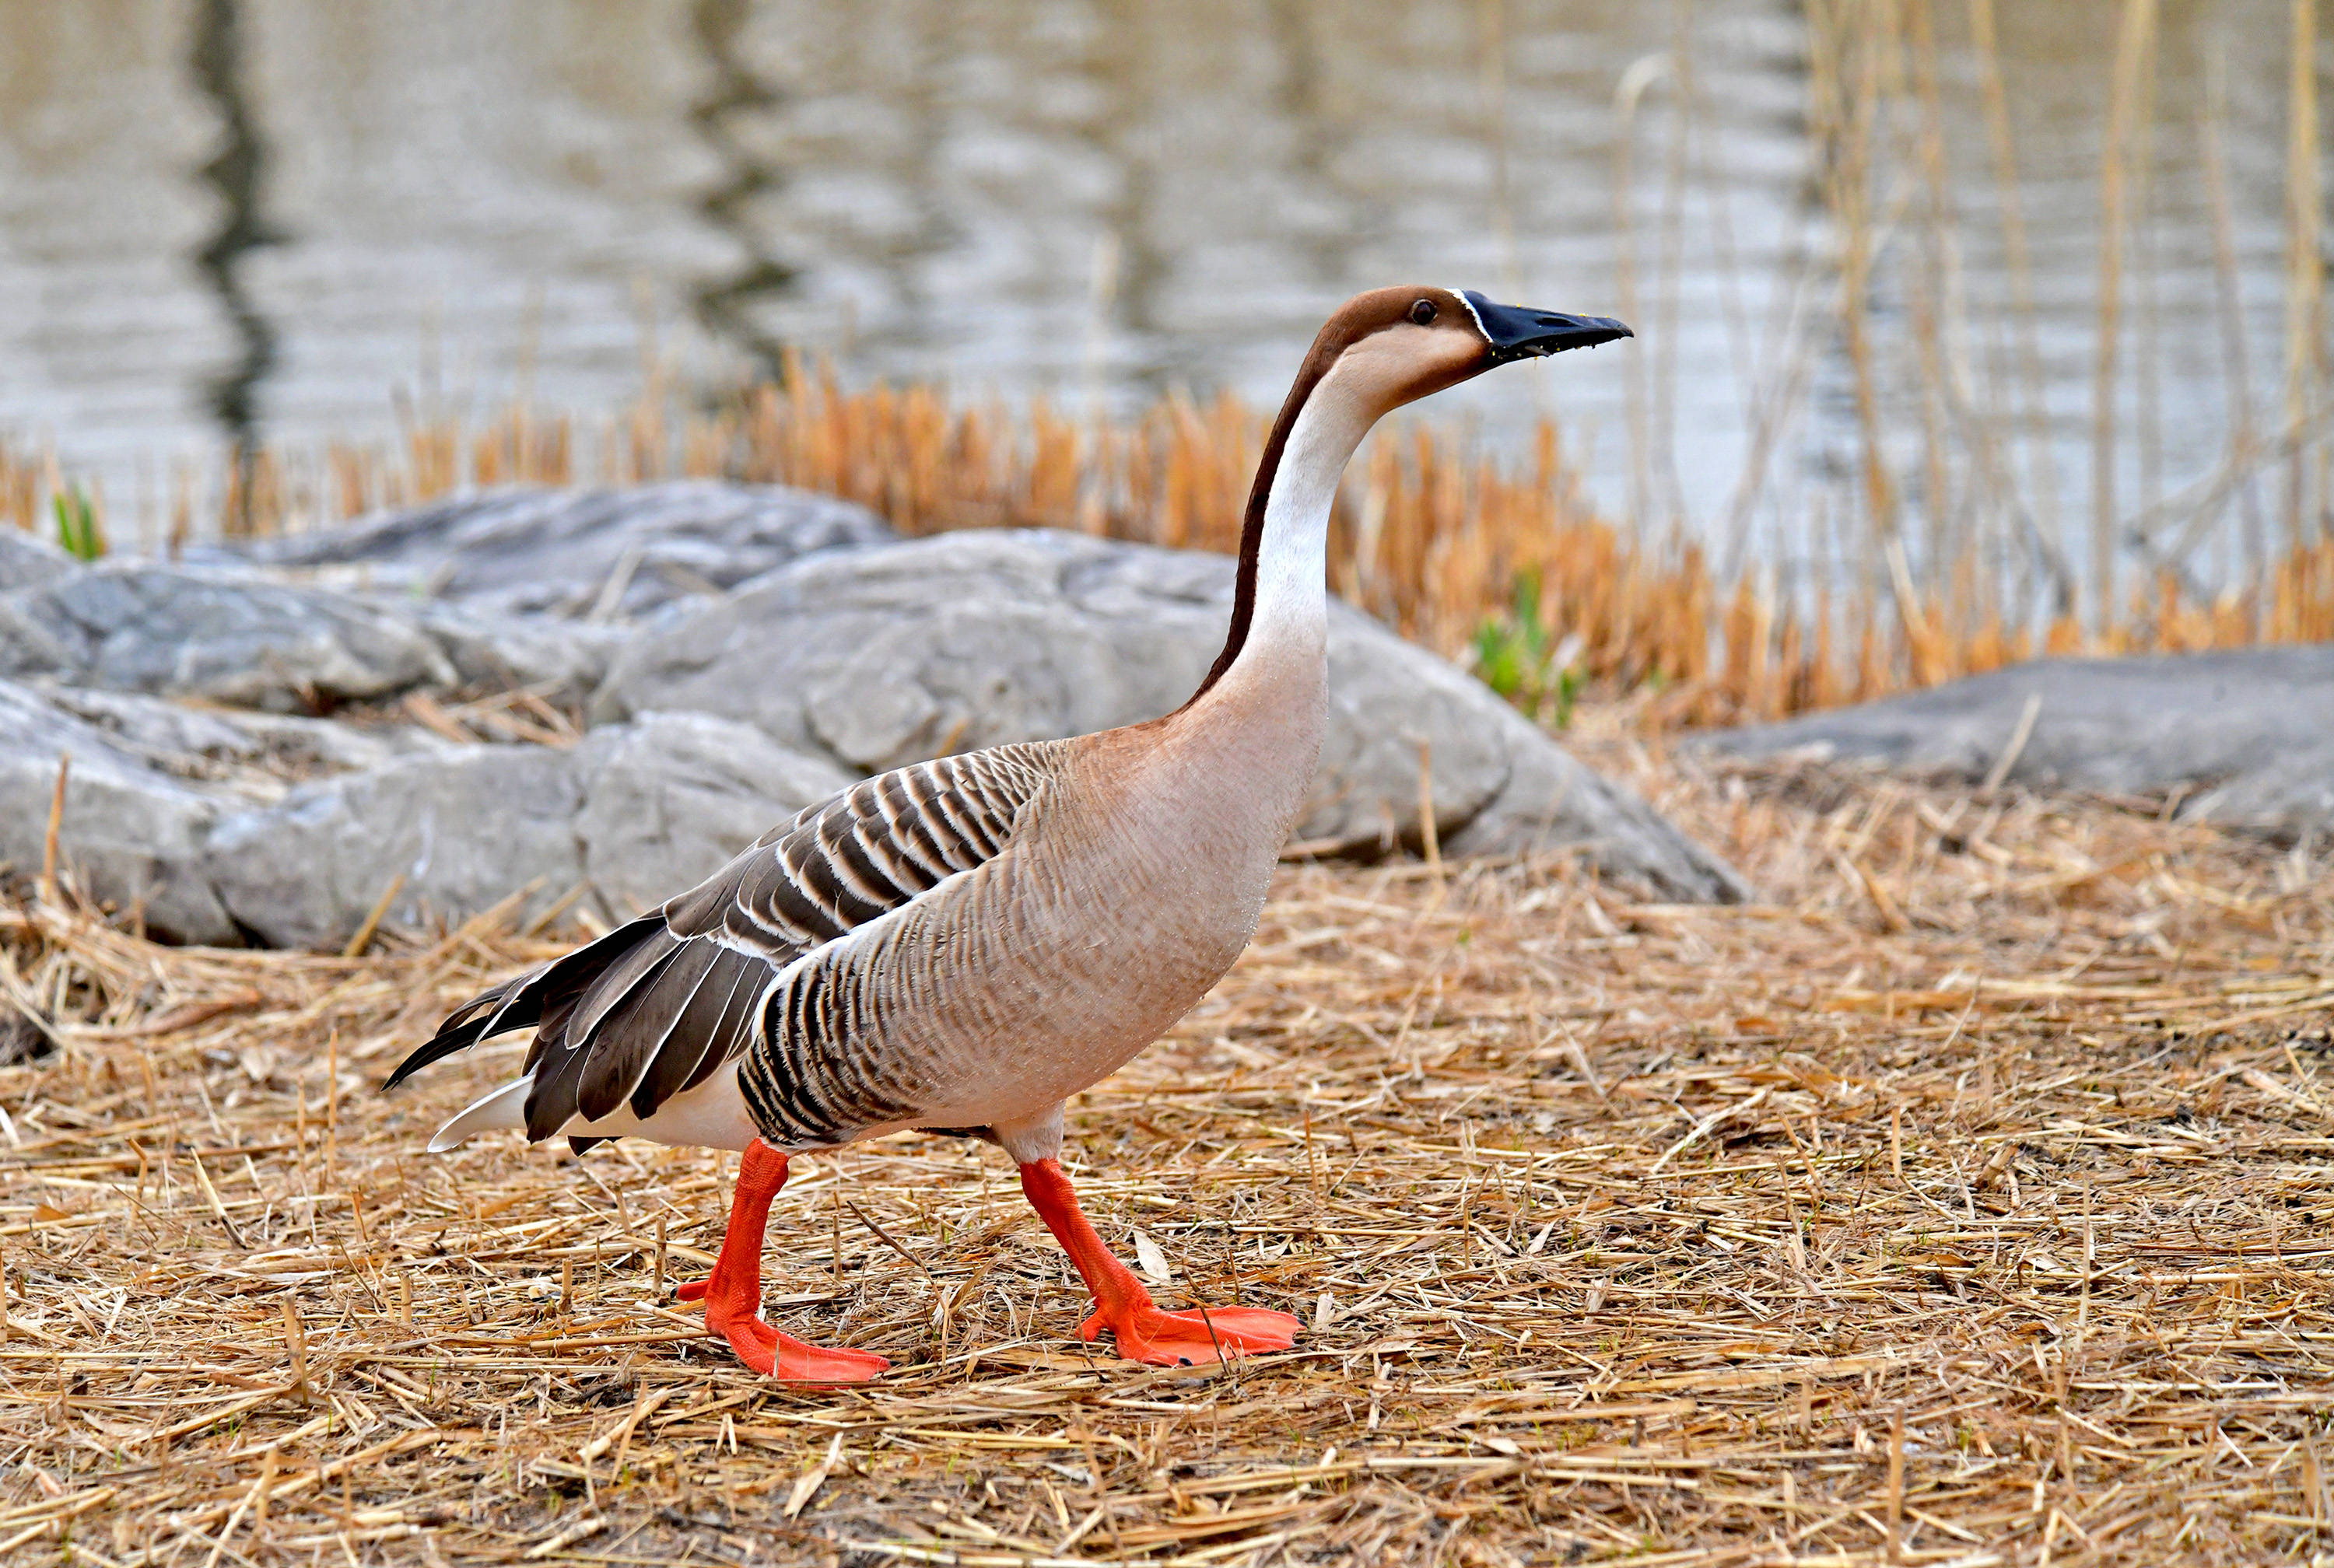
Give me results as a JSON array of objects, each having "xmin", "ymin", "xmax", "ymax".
[{"xmin": 0, "ymin": 737, "xmax": 2330, "ymax": 1566}]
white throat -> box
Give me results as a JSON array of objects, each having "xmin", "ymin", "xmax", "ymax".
[{"xmin": 1225, "ymin": 376, "xmax": 1375, "ymax": 680}]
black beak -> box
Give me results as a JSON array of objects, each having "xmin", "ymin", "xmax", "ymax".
[{"xmin": 1461, "ymin": 292, "xmax": 1633, "ymax": 362}]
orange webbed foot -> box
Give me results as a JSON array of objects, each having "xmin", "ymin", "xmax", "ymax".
[
  {"xmin": 772, "ymin": 1334, "xmax": 892, "ymax": 1383},
  {"xmin": 1082, "ymin": 1303, "xmax": 1302, "ymax": 1367},
  {"xmin": 682, "ymin": 1137, "xmax": 892, "ymax": 1384},
  {"xmin": 1017, "ymin": 1157, "xmax": 1300, "ymax": 1369},
  {"xmin": 695, "ymin": 1283, "xmax": 888, "ymax": 1382}
]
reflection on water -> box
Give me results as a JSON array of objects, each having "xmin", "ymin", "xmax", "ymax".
[
  {"xmin": 187, "ymin": 0, "xmax": 281, "ymax": 468},
  {"xmin": 0, "ymin": 0, "xmax": 2318, "ymax": 583},
  {"xmin": 685, "ymin": 0, "xmax": 794, "ymax": 381}
]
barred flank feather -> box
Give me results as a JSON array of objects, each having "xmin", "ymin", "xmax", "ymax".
[{"xmin": 387, "ymin": 745, "xmax": 1062, "ymax": 1149}]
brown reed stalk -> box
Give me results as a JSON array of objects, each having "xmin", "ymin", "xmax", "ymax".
[
  {"xmin": 2093, "ymin": 0, "xmax": 2157, "ymax": 638},
  {"xmin": 1611, "ymin": 48, "xmax": 1666, "ymax": 530},
  {"xmin": 1649, "ymin": 5, "xmax": 1696, "ymax": 527},
  {"xmin": 1968, "ymin": 0, "xmax": 2065, "ymax": 611},
  {"xmin": 0, "ymin": 438, "xmax": 40, "ymax": 534},
  {"xmin": 2200, "ymin": 41, "xmax": 2270, "ymax": 605},
  {"xmin": 1813, "ymin": 0, "xmax": 1898, "ymax": 549},
  {"xmin": 2130, "ymin": 8, "xmax": 2164, "ymax": 530},
  {"xmin": 1904, "ymin": 0, "xmax": 1961, "ymax": 629},
  {"xmin": 2283, "ymin": 0, "xmax": 2326, "ymax": 552}
]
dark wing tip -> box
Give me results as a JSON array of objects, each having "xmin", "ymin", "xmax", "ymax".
[
  {"xmin": 380, "ymin": 969, "xmax": 541, "ymax": 1092},
  {"xmin": 382, "ymin": 1013, "xmax": 493, "ymax": 1092}
]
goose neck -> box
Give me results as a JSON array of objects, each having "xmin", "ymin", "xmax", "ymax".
[{"xmin": 1217, "ymin": 388, "xmax": 1371, "ymax": 688}]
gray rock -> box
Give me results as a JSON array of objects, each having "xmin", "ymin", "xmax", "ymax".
[
  {"xmin": 572, "ymin": 713, "xmax": 857, "ymax": 916},
  {"xmin": 401, "ymin": 597, "xmax": 631, "ymax": 696},
  {"xmin": 41, "ymin": 687, "xmax": 454, "ymax": 797},
  {"xmin": 0, "ymin": 558, "xmax": 633, "ymax": 711},
  {"xmin": 206, "ymin": 745, "xmax": 583, "ymax": 950},
  {"xmin": 0, "ymin": 682, "xmax": 238, "ymax": 943},
  {"xmin": 1439, "ymin": 714, "xmax": 1748, "ymax": 901},
  {"xmin": 0, "ymin": 504, "xmax": 1753, "ymax": 944},
  {"xmin": 0, "ymin": 669, "xmax": 867, "ymax": 947},
  {"xmin": 1697, "ymin": 648, "xmax": 2334, "ymax": 836},
  {"xmin": 0, "ymin": 530, "xmax": 78, "ymax": 593},
  {"xmin": 0, "ymin": 670, "xmax": 860, "ymax": 948},
  {"xmin": 0, "ymin": 563, "xmax": 458, "ymax": 712},
  {"xmin": 2182, "ymin": 739, "xmax": 2334, "ymax": 839},
  {"xmin": 205, "ymin": 713, "xmax": 856, "ymax": 949},
  {"xmin": 596, "ymin": 532, "xmax": 1213, "ymax": 769},
  {"xmin": 214, "ymin": 481, "xmax": 895, "ymax": 621},
  {"xmin": 597, "ymin": 530, "xmax": 1748, "ymax": 902}
]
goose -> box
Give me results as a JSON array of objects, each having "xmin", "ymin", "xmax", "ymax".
[{"xmin": 385, "ymin": 287, "xmax": 1629, "ymax": 1380}]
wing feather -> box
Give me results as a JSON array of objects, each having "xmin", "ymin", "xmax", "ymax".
[
  {"xmin": 678, "ymin": 956, "xmax": 766, "ymax": 1096},
  {"xmin": 386, "ymin": 742, "xmax": 1067, "ymax": 1150},
  {"xmin": 525, "ymin": 939, "xmax": 685, "ymax": 1138},
  {"xmin": 535, "ymin": 924, "xmax": 680, "ymax": 1073},
  {"xmin": 381, "ymin": 915, "xmax": 661, "ymax": 1093},
  {"xmin": 574, "ymin": 938, "xmax": 724, "ymax": 1123},
  {"xmin": 628, "ymin": 947, "xmax": 760, "ymax": 1115}
]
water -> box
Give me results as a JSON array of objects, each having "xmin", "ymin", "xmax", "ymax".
[{"xmin": 0, "ymin": 0, "xmax": 2317, "ymax": 590}]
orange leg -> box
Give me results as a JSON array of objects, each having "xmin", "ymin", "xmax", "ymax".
[
  {"xmin": 676, "ymin": 1139, "xmax": 888, "ymax": 1383},
  {"xmin": 1019, "ymin": 1157, "xmax": 1298, "ymax": 1367}
]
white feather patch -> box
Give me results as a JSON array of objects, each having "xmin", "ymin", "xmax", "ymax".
[
  {"xmin": 428, "ymin": 1075, "xmax": 533, "ymax": 1153},
  {"xmin": 1448, "ymin": 285, "xmax": 1490, "ymax": 341}
]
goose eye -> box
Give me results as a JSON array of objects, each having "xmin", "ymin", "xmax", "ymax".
[{"xmin": 1408, "ymin": 298, "xmax": 1438, "ymax": 326}]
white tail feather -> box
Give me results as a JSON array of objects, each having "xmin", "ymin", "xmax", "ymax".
[{"xmin": 429, "ymin": 1076, "xmax": 534, "ymax": 1153}]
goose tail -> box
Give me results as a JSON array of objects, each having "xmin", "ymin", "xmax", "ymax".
[
  {"xmin": 384, "ymin": 975, "xmax": 535, "ymax": 1092},
  {"xmin": 382, "ymin": 915, "xmax": 667, "ymax": 1094},
  {"xmin": 428, "ymin": 1076, "xmax": 534, "ymax": 1153}
]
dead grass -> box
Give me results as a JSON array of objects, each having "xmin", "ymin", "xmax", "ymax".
[
  {"xmin": 0, "ymin": 745, "xmax": 2330, "ymax": 1564},
  {"xmin": 9, "ymin": 372, "xmax": 2333, "ymax": 739}
]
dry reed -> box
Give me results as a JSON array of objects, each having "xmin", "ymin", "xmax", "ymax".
[
  {"xmin": 9, "ymin": 365, "xmax": 2330, "ymax": 743},
  {"xmin": 0, "ymin": 739, "xmax": 2328, "ymax": 1563}
]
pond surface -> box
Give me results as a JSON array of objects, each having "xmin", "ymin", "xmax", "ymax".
[{"xmin": 0, "ymin": 0, "xmax": 2316, "ymax": 583}]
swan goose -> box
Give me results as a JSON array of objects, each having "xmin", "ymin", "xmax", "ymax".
[{"xmin": 387, "ymin": 286, "xmax": 1630, "ymax": 1380}]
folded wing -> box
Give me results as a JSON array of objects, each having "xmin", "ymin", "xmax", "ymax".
[{"xmin": 384, "ymin": 744, "xmax": 1064, "ymax": 1146}]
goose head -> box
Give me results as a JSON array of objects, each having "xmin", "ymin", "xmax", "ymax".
[
  {"xmin": 1288, "ymin": 285, "xmax": 1631, "ymax": 427},
  {"xmin": 1184, "ymin": 287, "xmax": 1631, "ymax": 707}
]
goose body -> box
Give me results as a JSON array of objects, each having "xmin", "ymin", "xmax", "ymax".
[
  {"xmin": 388, "ymin": 287, "xmax": 1629, "ymax": 1377},
  {"xmin": 426, "ymin": 712, "xmax": 1311, "ymax": 1162}
]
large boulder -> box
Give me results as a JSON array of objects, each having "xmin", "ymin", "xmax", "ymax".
[
  {"xmin": 2184, "ymin": 739, "xmax": 2334, "ymax": 838},
  {"xmin": 568, "ymin": 712, "xmax": 857, "ymax": 915},
  {"xmin": 0, "ymin": 564, "xmax": 457, "ymax": 711},
  {"xmin": 0, "ymin": 530, "xmax": 79, "ymax": 593},
  {"xmin": 37, "ymin": 686, "xmax": 453, "ymax": 793},
  {"xmin": 0, "ymin": 561, "xmax": 628, "ymax": 710},
  {"xmin": 595, "ymin": 530, "xmax": 1749, "ymax": 902},
  {"xmin": 212, "ymin": 481, "xmax": 895, "ymax": 621},
  {"xmin": 0, "ymin": 682, "xmax": 240, "ymax": 943},
  {"xmin": 1695, "ymin": 647, "xmax": 2334, "ymax": 838},
  {"xmin": 203, "ymin": 712, "xmax": 856, "ymax": 948},
  {"xmin": 0, "ymin": 495, "xmax": 1754, "ymax": 945},
  {"xmin": 401, "ymin": 598, "xmax": 630, "ymax": 695},
  {"xmin": 204, "ymin": 744, "xmax": 585, "ymax": 950},
  {"xmin": 0, "ymin": 676, "xmax": 858, "ymax": 950}
]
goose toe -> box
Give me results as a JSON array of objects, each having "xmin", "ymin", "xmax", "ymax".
[{"xmin": 1085, "ymin": 1304, "xmax": 1302, "ymax": 1367}]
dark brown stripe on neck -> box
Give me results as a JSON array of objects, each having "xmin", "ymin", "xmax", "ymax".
[
  {"xmin": 1173, "ymin": 285, "xmax": 1446, "ymax": 712},
  {"xmin": 1179, "ymin": 339, "xmax": 1342, "ymax": 708}
]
